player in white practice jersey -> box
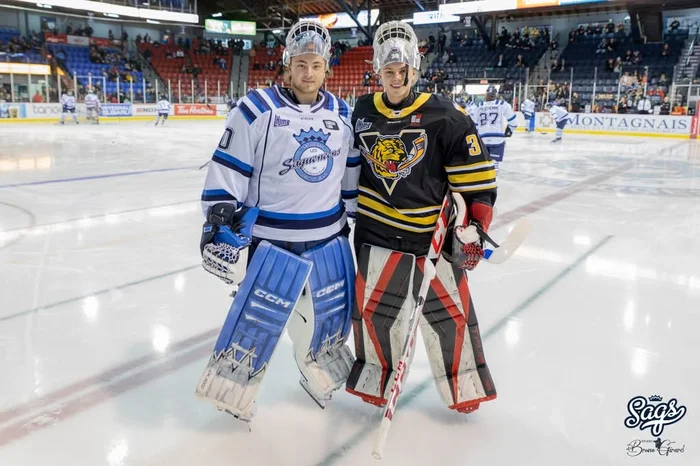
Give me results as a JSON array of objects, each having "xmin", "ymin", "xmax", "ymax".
[
  {"xmin": 474, "ymin": 86, "xmax": 517, "ymax": 174},
  {"xmin": 84, "ymin": 88, "xmax": 100, "ymax": 124},
  {"xmin": 521, "ymin": 97, "xmax": 536, "ymax": 133},
  {"xmin": 60, "ymin": 89, "xmax": 79, "ymax": 125},
  {"xmin": 549, "ymin": 99, "xmax": 570, "ymax": 142},
  {"xmin": 154, "ymin": 96, "xmax": 170, "ymax": 126},
  {"xmin": 195, "ymin": 19, "xmax": 360, "ymax": 422}
]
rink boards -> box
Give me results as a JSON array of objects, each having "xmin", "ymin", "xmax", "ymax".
[{"xmin": 1, "ymin": 102, "xmax": 699, "ymax": 139}]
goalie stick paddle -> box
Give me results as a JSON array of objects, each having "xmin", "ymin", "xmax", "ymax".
[
  {"xmin": 372, "ymin": 194, "xmax": 531, "ymax": 460},
  {"xmin": 371, "ymin": 193, "xmax": 453, "ymax": 460}
]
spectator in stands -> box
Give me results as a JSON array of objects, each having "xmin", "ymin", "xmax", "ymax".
[
  {"xmin": 637, "ymin": 95, "xmax": 651, "ymax": 114},
  {"xmin": 606, "ymin": 38, "xmax": 617, "ymax": 53},
  {"xmin": 495, "ymin": 54, "xmax": 505, "ymax": 68},
  {"xmin": 661, "ymin": 43, "xmax": 671, "ymax": 58},
  {"xmin": 606, "ymin": 20, "xmax": 615, "ymax": 34},
  {"xmin": 438, "ymin": 31, "xmax": 446, "ymax": 55},
  {"xmin": 624, "ymin": 50, "xmax": 633, "ymax": 63},
  {"xmin": 362, "ymin": 71, "xmax": 371, "ymax": 87},
  {"xmin": 614, "ymin": 56, "xmax": 622, "ymax": 73},
  {"xmin": 515, "ymin": 54, "xmax": 527, "ymax": 68},
  {"xmin": 551, "ymin": 59, "xmax": 560, "ymax": 72},
  {"xmin": 560, "ymin": 58, "xmax": 567, "ymax": 72},
  {"xmin": 606, "ymin": 58, "xmax": 615, "ymax": 72},
  {"xmin": 616, "ymin": 97, "xmax": 629, "ymax": 113},
  {"xmin": 669, "ymin": 19, "xmax": 680, "ymax": 31},
  {"xmin": 632, "ymin": 50, "xmax": 642, "ymax": 64},
  {"xmin": 447, "ymin": 52, "xmax": 457, "ymax": 64},
  {"xmin": 616, "ymin": 23, "xmax": 625, "ymax": 36},
  {"xmin": 648, "ymin": 86, "xmax": 665, "ymax": 100},
  {"xmin": 66, "ymin": 24, "xmax": 73, "ymax": 35},
  {"xmin": 32, "ymin": 90, "xmax": 43, "ymax": 103},
  {"xmin": 441, "ymin": 50, "xmax": 449, "ymax": 64},
  {"xmin": 660, "ymin": 96, "xmax": 671, "ymax": 115},
  {"xmin": 571, "ymin": 92, "xmax": 581, "ymax": 112},
  {"xmin": 658, "ymin": 72, "xmax": 668, "ymax": 85},
  {"xmin": 109, "ymin": 30, "xmax": 114, "ymax": 40},
  {"xmin": 596, "ymin": 38, "xmax": 608, "ymax": 54}
]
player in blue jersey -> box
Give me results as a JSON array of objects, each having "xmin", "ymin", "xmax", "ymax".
[{"xmin": 194, "ymin": 19, "xmax": 360, "ymax": 422}]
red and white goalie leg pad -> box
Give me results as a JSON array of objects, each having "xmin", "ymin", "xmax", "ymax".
[
  {"xmin": 345, "ymin": 244, "xmax": 417, "ymax": 406},
  {"xmin": 418, "ymin": 257, "xmax": 497, "ymax": 413},
  {"xmin": 287, "ymin": 237, "xmax": 356, "ymax": 408}
]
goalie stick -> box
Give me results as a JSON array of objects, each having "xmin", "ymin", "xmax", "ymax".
[{"xmin": 371, "ymin": 193, "xmax": 531, "ymax": 460}]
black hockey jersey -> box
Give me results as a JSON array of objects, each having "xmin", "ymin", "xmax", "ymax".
[{"xmin": 351, "ymin": 91, "xmax": 497, "ymax": 255}]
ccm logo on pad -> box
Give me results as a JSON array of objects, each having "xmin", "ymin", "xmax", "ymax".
[
  {"xmin": 315, "ymin": 281, "xmax": 344, "ymax": 298},
  {"xmin": 254, "ymin": 289, "xmax": 292, "ymax": 308}
]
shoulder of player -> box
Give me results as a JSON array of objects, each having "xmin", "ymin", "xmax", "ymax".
[
  {"xmin": 352, "ymin": 93, "xmax": 375, "ymax": 114},
  {"xmin": 320, "ymin": 90, "xmax": 351, "ymax": 119},
  {"xmin": 431, "ymin": 94, "xmax": 473, "ymax": 123},
  {"xmin": 235, "ymin": 88, "xmax": 278, "ymax": 124}
]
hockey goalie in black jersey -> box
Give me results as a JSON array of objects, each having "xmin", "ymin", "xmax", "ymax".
[{"xmin": 345, "ymin": 20, "xmax": 498, "ymax": 414}]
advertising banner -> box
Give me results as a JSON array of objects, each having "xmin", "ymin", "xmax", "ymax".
[
  {"xmin": 100, "ymin": 104, "xmax": 132, "ymax": 117},
  {"xmin": 173, "ymin": 104, "xmax": 216, "ymax": 116},
  {"xmin": 133, "ymin": 104, "xmax": 158, "ymax": 115},
  {"xmin": 526, "ymin": 112, "xmax": 691, "ymax": 137},
  {"xmin": 0, "ymin": 103, "xmax": 27, "ymax": 119}
]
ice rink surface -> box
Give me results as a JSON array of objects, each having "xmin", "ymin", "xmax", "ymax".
[{"xmin": 1, "ymin": 120, "xmax": 699, "ymax": 466}]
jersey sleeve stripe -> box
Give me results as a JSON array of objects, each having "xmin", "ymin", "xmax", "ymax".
[
  {"xmin": 212, "ymin": 149, "xmax": 254, "ymax": 177},
  {"xmin": 480, "ymin": 132, "xmax": 505, "ymax": 138},
  {"xmin": 507, "ymin": 115, "xmax": 517, "ymax": 121},
  {"xmin": 341, "ymin": 189, "xmax": 358, "ymax": 199},
  {"xmin": 262, "ymin": 87, "xmax": 284, "ymax": 108},
  {"xmin": 356, "ymin": 209, "xmax": 436, "ymax": 234},
  {"xmin": 201, "ymin": 189, "xmax": 237, "ymax": 202},
  {"xmin": 445, "ymin": 161, "xmax": 494, "ymax": 173},
  {"xmin": 358, "ymin": 186, "xmax": 441, "ymax": 214},
  {"xmin": 346, "ymin": 156, "xmax": 361, "ymax": 167},
  {"xmin": 247, "ymin": 90, "xmax": 271, "ymax": 114},
  {"xmin": 448, "ymin": 169, "xmax": 497, "ymax": 185},
  {"xmin": 238, "ymin": 102, "xmax": 257, "ymax": 124},
  {"xmin": 449, "ymin": 181, "xmax": 497, "ymax": 193}
]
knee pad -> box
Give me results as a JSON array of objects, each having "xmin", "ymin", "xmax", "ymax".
[
  {"xmin": 195, "ymin": 241, "xmax": 312, "ymax": 420},
  {"xmin": 419, "ymin": 258, "xmax": 497, "ymax": 412},
  {"xmin": 287, "ymin": 236, "xmax": 355, "ymax": 406},
  {"xmin": 346, "ymin": 243, "xmax": 417, "ymax": 406}
]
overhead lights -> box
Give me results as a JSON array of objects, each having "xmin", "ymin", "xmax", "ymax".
[
  {"xmin": 104, "ymin": 13, "xmax": 119, "ymax": 18},
  {"xmin": 212, "ymin": 12, "xmax": 223, "ymax": 17},
  {"xmin": 272, "ymin": 29, "xmax": 282, "ymax": 33},
  {"xmin": 36, "ymin": 3, "xmax": 52, "ymax": 8},
  {"xmin": 146, "ymin": 19, "xmax": 160, "ymax": 24}
]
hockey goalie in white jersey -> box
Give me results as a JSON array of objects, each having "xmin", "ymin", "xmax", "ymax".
[
  {"xmin": 84, "ymin": 88, "xmax": 100, "ymax": 124},
  {"xmin": 474, "ymin": 85, "xmax": 517, "ymax": 174},
  {"xmin": 195, "ymin": 19, "xmax": 360, "ymax": 421}
]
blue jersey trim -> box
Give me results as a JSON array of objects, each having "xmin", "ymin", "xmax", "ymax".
[{"xmin": 212, "ymin": 149, "xmax": 254, "ymax": 177}]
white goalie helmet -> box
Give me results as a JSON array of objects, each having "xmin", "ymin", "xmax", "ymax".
[
  {"xmin": 372, "ymin": 20, "xmax": 421, "ymax": 73},
  {"xmin": 282, "ymin": 19, "xmax": 332, "ymax": 68}
]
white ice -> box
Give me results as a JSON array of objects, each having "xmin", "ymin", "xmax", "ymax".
[{"xmin": 1, "ymin": 121, "xmax": 699, "ymax": 466}]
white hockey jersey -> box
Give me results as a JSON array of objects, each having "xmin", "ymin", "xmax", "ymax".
[
  {"xmin": 521, "ymin": 98, "xmax": 536, "ymax": 114},
  {"xmin": 85, "ymin": 93, "xmax": 99, "ymax": 108},
  {"xmin": 549, "ymin": 104, "xmax": 570, "ymax": 123},
  {"xmin": 201, "ymin": 86, "xmax": 360, "ymax": 243},
  {"xmin": 474, "ymin": 98, "xmax": 517, "ymax": 146},
  {"xmin": 61, "ymin": 94, "xmax": 76, "ymax": 110},
  {"xmin": 157, "ymin": 99, "xmax": 170, "ymax": 113}
]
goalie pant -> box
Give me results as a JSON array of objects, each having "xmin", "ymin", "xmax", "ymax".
[
  {"xmin": 195, "ymin": 231, "xmax": 355, "ymax": 421},
  {"xmin": 346, "ymin": 237, "xmax": 497, "ymax": 414}
]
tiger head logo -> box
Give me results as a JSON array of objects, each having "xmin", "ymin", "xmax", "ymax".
[{"xmin": 369, "ymin": 136, "xmax": 409, "ymax": 179}]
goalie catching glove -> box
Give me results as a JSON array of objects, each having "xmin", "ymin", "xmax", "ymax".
[
  {"xmin": 200, "ymin": 203, "xmax": 259, "ymax": 284},
  {"xmin": 449, "ymin": 200, "xmax": 494, "ymax": 271}
]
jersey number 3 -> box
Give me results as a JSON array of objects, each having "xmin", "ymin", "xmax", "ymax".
[{"xmin": 465, "ymin": 134, "xmax": 482, "ymax": 157}]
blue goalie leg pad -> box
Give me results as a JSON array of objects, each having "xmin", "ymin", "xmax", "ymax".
[
  {"xmin": 196, "ymin": 241, "xmax": 312, "ymax": 420},
  {"xmin": 288, "ymin": 236, "xmax": 356, "ymax": 407}
]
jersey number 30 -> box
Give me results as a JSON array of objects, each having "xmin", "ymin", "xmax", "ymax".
[{"xmin": 465, "ymin": 134, "xmax": 482, "ymax": 157}]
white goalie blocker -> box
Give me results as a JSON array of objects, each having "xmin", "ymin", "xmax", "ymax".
[{"xmin": 196, "ymin": 236, "xmax": 356, "ymax": 420}]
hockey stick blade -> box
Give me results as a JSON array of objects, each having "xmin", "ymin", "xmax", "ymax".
[{"xmin": 483, "ymin": 218, "xmax": 532, "ymax": 264}]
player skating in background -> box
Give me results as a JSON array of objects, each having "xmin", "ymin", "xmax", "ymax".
[
  {"xmin": 195, "ymin": 19, "xmax": 360, "ymax": 422},
  {"xmin": 549, "ymin": 99, "xmax": 570, "ymax": 142},
  {"xmin": 154, "ymin": 95, "xmax": 170, "ymax": 126},
  {"xmin": 347, "ymin": 20, "xmax": 498, "ymax": 415},
  {"xmin": 474, "ymin": 85, "xmax": 517, "ymax": 174},
  {"xmin": 521, "ymin": 97, "xmax": 536, "ymax": 133},
  {"xmin": 84, "ymin": 88, "xmax": 100, "ymax": 124},
  {"xmin": 60, "ymin": 89, "xmax": 79, "ymax": 125}
]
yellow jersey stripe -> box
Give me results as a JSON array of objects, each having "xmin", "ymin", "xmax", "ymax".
[
  {"xmin": 358, "ymin": 186, "xmax": 442, "ymax": 214},
  {"xmin": 445, "ymin": 161, "xmax": 495, "ymax": 173},
  {"xmin": 448, "ymin": 169, "xmax": 497, "ymax": 185},
  {"xmin": 358, "ymin": 208, "xmax": 436, "ymax": 234},
  {"xmin": 359, "ymin": 196, "xmax": 439, "ymax": 226},
  {"xmin": 373, "ymin": 92, "xmax": 432, "ymax": 119},
  {"xmin": 449, "ymin": 182, "xmax": 498, "ymax": 192}
]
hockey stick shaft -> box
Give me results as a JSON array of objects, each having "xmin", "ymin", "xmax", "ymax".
[{"xmin": 372, "ymin": 193, "xmax": 453, "ymax": 460}]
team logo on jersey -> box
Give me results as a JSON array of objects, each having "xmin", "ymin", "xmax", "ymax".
[
  {"xmin": 355, "ymin": 118, "xmax": 372, "ymax": 133},
  {"xmin": 279, "ymin": 128, "xmax": 340, "ymax": 183},
  {"xmin": 359, "ymin": 129, "xmax": 427, "ymax": 195},
  {"xmin": 274, "ymin": 115, "xmax": 290, "ymax": 127},
  {"xmin": 410, "ymin": 114, "xmax": 422, "ymax": 126}
]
